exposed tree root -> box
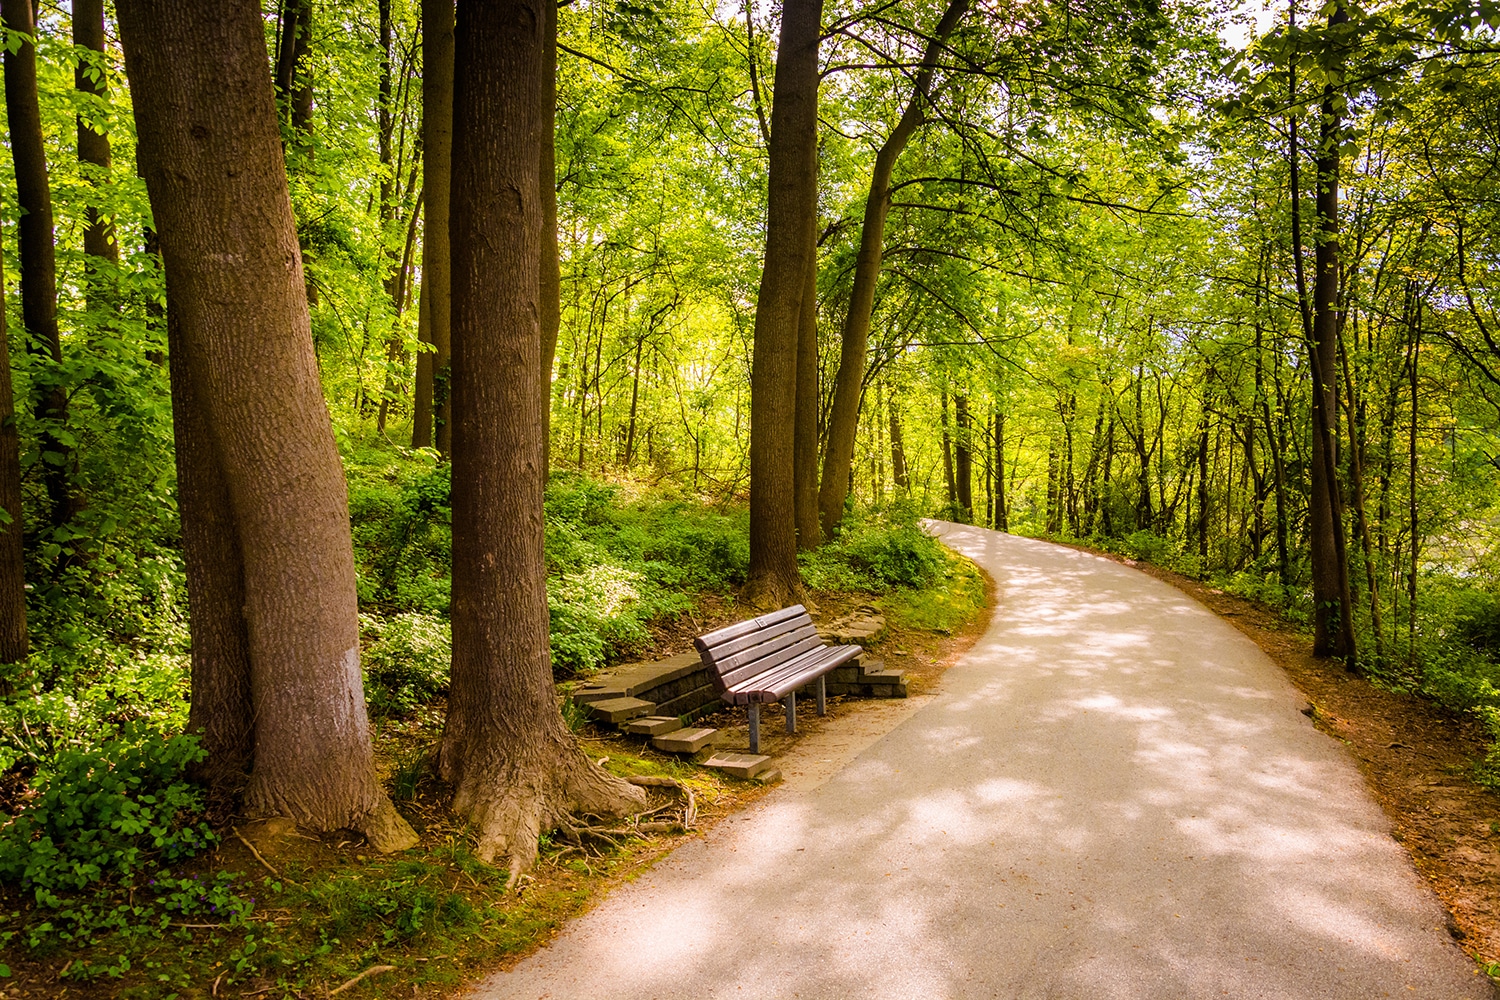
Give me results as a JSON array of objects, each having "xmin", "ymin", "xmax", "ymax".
[{"xmin": 451, "ymin": 750, "xmax": 647, "ymax": 879}]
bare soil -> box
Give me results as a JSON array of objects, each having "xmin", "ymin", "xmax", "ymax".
[{"xmin": 1098, "ymin": 551, "xmax": 1500, "ymax": 977}]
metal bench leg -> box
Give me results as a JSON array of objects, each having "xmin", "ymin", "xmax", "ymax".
[
  {"xmin": 749, "ymin": 704, "xmax": 760, "ymax": 754},
  {"xmin": 817, "ymin": 675, "xmax": 826, "ymax": 715},
  {"xmin": 786, "ymin": 691, "xmax": 797, "ymax": 734}
]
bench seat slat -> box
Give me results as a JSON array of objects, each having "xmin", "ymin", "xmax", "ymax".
[
  {"xmin": 729, "ymin": 645, "xmax": 860, "ymax": 703},
  {"xmin": 716, "ymin": 634, "xmax": 828, "ymax": 693},
  {"xmin": 712, "ymin": 626, "xmax": 821, "ymax": 684},
  {"xmin": 699, "ymin": 616, "xmax": 816, "ymax": 665},
  {"xmin": 695, "ymin": 605, "xmax": 807, "ymax": 650}
]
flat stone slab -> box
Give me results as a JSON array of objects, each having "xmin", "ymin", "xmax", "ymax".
[
  {"xmin": 586, "ymin": 696, "xmax": 655, "ymax": 724},
  {"xmin": 700, "ymin": 752, "xmax": 773, "ymax": 779},
  {"xmin": 651, "ymin": 727, "xmax": 719, "ymax": 754},
  {"xmin": 573, "ymin": 651, "xmax": 704, "ymax": 704},
  {"xmin": 624, "ymin": 715, "xmax": 684, "ymax": 736}
]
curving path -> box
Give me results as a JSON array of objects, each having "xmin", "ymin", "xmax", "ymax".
[{"xmin": 471, "ymin": 523, "xmax": 1490, "ymax": 999}]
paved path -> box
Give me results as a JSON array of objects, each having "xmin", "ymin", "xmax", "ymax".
[{"xmin": 472, "ymin": 524, "xmax": 1489, "ymax": 999}]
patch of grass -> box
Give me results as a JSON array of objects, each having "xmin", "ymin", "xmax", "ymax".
[{"xmin": 880, "ymin": 548, "xmax": 987, "ymax": 635}]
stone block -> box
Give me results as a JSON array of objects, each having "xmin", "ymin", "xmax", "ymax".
[
  {"xmin": 700, "ymin": 752, "xmax": 773, "ymax": 779},
  {"xmin": 753, "ymin": 769, "xmax": 783, "ymax": 785},
  {"xmin": 624, "ymin": 715, "xmax": 684, "ymax": 736},
  {"xmin": 858, "ymin": 668, "xmax": 903, "ymax": 685},
  {"xmin": 587, "ymin": 696, "xmax": 655, "ymax": 724},
  {"xmin": 829, "ymin": 666, "xmax": 859, "ymax": 684},
  {"xmin": 652, "ymin": 727, "xmax": 720, "ymax": 754}
]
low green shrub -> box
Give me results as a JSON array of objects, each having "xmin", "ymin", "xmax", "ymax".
[
  {"xmin": 802, "ymin": 502, "xmax": 946, "ymax": 592},
  {"xmin": 360, "ymin": 612, "xmax": 452, "ymax": 716},
  {"xmin": 0, "ymin": 726, "xmax": 217, "ymax": 901}
]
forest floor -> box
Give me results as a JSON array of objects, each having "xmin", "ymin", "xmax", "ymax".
[{"xmin": 1079, "ymin": 546, "xmax": 1500, "ymax": 981}]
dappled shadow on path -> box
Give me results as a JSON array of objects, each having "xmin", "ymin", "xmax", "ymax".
[{"xmin": 477, "ymin": 525, "xmax": 1484, "ymax": 1000}]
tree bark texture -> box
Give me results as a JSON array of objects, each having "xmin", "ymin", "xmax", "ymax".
[
  {"xmin": 422, "ymin": 0, "xmax": 455, "ymax": 456},
  {"xmin": 0, "ymin": 239, "xmax": 26, "ymax": 666},
  {"xmin": 74, "ymin": 0, "xmax": 118, "ymax": 281},
  {"xmin": 169, "ymin": 302, "xmax": 253, "ymax": 804},
  {"xmin": 745, "ymin": 0, "xmax": 822, "ymax": 608},
  {"xmin": 440, "ymin": 0, "xmax": 645, "ymax": 874},
  {"xmin": 793, "ymin": 215, "xmax": 820, "ymax": 550},
  {"xmin": 118, "ymin": 0, "xmax": 416, "ymax": 850},
  {"xmin": 4, "ymin": 0, "xmax": 73, "ymax": 534},
  {"xmin": 539, "ymin": 0, "xmax": 561, "ymax": 468},
  {"xmin": 816, "ymin": 0, "xmax": 967, "ymax": 538}
]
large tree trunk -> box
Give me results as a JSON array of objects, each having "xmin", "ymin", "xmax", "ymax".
[
  {"xmin": 412, "ymin": 267, "xmax": 434, "ymax": 447},
  {"xmin": 539, "ymin": 0, "xmax": 561, "ymax": 470},
  {"xmin": 745, "ymin": 0, "xmax": 822, "ymax": 608},
  {"xmin": 75, "ymin": 0, "xmax": 118, "ymax": 307},
  {"xmin": 118, "ymin": 0, "xmax": 416, "ymax": 851},
  {"xmin": 816, "ymin": 0, "xmax": 967, "ymax": 538},
  {"xmin": 440, "ymin": 0, "xmax": 644, "ymax": 875},
  {"xmin": 419, "ymin": 0, "xmax": 454, "ymax": 457},
  {"xmin": 4, "ymin": 0, "xmax": 73, "ymax": 535},
  {"xmin": 793, "ymin": 218, "xmax": 820, "ymax": 549},
  {"xmin": 169, "ymin": 302, "xmax": 253, "ymax": 805},
  {"xmin": 0, "ymin": 240, "xmax": 25, "ymax": 667}
]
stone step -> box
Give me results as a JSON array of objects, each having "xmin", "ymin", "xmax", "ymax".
[
  {"xmin": 587, "ymin": 696, "xmax": 655, "ymax": 724},
  {"xmin": 652, "ymin": 727, "xmax": 720, "ymax": 754},
  {"xmin": 700, "ymin": 752, "xmax": 774, "ymax": 779},
  {"xmin": 652, "ymin": 682, "xmax": 722, "ymax": 720},
  {"xmin": 624, "ymin": 715, "xmax": 684, "ymax": 736}
]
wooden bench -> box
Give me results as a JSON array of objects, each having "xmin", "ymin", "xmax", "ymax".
[{"xmin": 694, "ymin": 604, "xmax": 862, "ymax": 753}]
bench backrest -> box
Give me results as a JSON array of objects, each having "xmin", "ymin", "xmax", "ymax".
[{"xmin": 694, "ymin": 605, "xmax": 824, "ymax": 693}]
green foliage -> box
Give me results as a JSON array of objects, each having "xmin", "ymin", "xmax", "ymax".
[
  {"xmin": 0, "ymin": 727, "xmax": 216, "ymax": 899},
  {"xmin": 360, "ymin": 612, "xmax": 451, "ymax": 718},
  {"xmin": 801, "ymin": 503, "xmax": 947, "ymax": 593}
]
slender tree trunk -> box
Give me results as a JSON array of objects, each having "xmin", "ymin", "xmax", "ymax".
[
  {"xmin": 793, "ymin": 218, "xmax": 820, "ymax": 549},
  {"xmin": 1196, "ymin": 392, "xmax": 1210, "ymax": 563},
  {"xmin": 955, "ymin": 393, "xmax": 973, "ymax": 522},
  {"xmin": 995, "ymin": 410, "xmax": 1008, "ymax": 531},
  {"xmin": 440, "ymin": 0, "xmax": 645, "ymax": 874},
  {"xmin": 539, "ymin": 0, "xmax": 561, "ymax": 470},
  {"xmin": 941, "ymin": 388, "xmax": 956, "ymax": 506},
  {"xmin": 1408, "ymin": 307, "xmax": 1420, "ymax": 665},
  {"xmin": 118, "ymin": 0, "xmax": 416, "ymax": 850},
  {"xmin": 745, "ymin": 0, "xmax": 822, "ymax": 608},
  {"xmin": 889, "ymin": 393, "xmax": 909, "ymax": 491},
  {"xmin": 75, "ymin": 0, "xmax": 118, "ymax": 309},
  {"xmin": 4, "ymin": 0, "xmax": 73, "ymax": 534},
  {"xmin": 1305, "ymin": 4, "xmax": 1357, "ymax": 666},
  {"xmin": 422, "ymin": 0, "xmax": 454, "ymax": 456},
  {"xmin": 412, "ymin": 267, "xmax": 434, "ymax": 447},
  {"xmin": 0, "ymin": 239, "xmax": 25, "ymax": 666},
  {"xmin": 816, "ymin": 0, "xmax": 968, "ymax": 537}
]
